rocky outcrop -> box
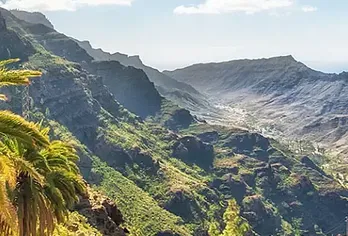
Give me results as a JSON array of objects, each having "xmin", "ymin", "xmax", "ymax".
[
  {"xmin": 76, "ymin": 39, "xmax": 200, "ymax": 95},
  {"xmin": 75, "ymin": 188, "xmax": 128, "ymax": 236},
  {"xmin": 210, "ymin": 174, "xmax": 247, "ymax": 202},
  {"xmin": 164, "ymin": 190, "xmax": 203, "ymax": 222},
  {"xmin": 172, "ymin": 136, "xmax": 214, "ymax": 169},
  {"xmin": 8, "ymin": 17, "xmax": 93, "ymax": 63},
  {"xmin": 164, "ymin": 108, "xmax": 194, "ymax": 130},
  {"xmin": 223, "ymin": 132, "xmax": 271, "ymax": 161},
  {"xmin": 242, "ymin": 195, "xmax": 281, "ymax": 235}
]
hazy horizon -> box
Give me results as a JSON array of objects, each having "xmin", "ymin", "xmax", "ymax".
[{"xmin": 1, "ymin": 0, "xmax": 347, "ymax": 73}]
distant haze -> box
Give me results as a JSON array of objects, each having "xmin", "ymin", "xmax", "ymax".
[{"xmin": 1, "ymin": 0, "xmax": 347, "ymax": 73}]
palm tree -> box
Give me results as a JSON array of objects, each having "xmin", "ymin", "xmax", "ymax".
[
  {"xmin": 0, "ymin": 148, "xmax": 18, "ymax": 235},
  {"xmin": 0, "ymin": 58, "xmax": 45, "ymax": 235},
  {"xmin": 0, "ymin": 59, "xmax": 86, "ymax": 236},
  {"xmin": 0, "ymin": 59, "xmax": 47, "ymax": 148}
]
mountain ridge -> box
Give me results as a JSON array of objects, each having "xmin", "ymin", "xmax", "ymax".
[
  {"xmin": 165, "ymin": 54, "xmax": 348, "ymax": 158},
  {"xmin": 10, "ymin": 9, "xmax": 54, "ymax": 29},
  {"xmin": 2, "ymin": 7, "xmax": 348, "ymax": 235}
]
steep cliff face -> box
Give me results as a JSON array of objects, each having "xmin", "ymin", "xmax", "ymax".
[
  {"xmin": 75, "ymin": 39, "xmax": 212, "ymax": 115},
  {"xmin": 0, "ymin": 11, "xmax": 35, "ymax": 61},
  {"xmin": 75, "ymin": 39, "xmax": 199, "ymax": 94},
  {"xmin": 86, "ymin": 60, "xmax": 162, "ymax": 118}
]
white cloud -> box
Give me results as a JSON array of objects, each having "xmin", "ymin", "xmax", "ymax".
[
  {"xmin": 0, "ymin": 0, "xmax": 133, "ymax": 11},
  {"xmin": 174, "ymin": 0, "xmax": 294, "ymax": 15},
  {"xmin": 301, "ymin": 5, "xmax": 317, "ymax": 12}
]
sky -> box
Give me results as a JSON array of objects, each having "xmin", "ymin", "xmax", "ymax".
[{"xmin": 1, "ymin": 0, "xmax": 347, "ymax": 73}]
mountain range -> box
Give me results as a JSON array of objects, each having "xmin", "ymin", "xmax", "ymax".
[
  {"xmin": 165, "ymin": 56, "xmax": 348, "ymax": 155},
  {"xmin": 1, "ymin": 7, "xmax": 348, "ymax": 236}
]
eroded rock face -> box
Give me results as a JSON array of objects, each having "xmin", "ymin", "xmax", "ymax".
[
  {"xmin": 172, "ymin": 136, "xmax": 214, "ymax": 169},
  {"xmin": 75, "ymin": 188, "xmax": 127, "ymax": 236},
  {"xmin": 86, "ymin": 60, "xmax": 162, "ymax": 118}
]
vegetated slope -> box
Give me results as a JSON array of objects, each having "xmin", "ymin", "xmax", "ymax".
[
  {"xmin": 0, "ymin": 9, "xmax": 194, "ymax": 235},
  {"xmin": 3, "ymin": 9, "xmax": 194, "ymax": 124},
  {"xmin": 2, "ymin": 8, "xmax": 348, "ymax": 236},
  {"xmin": 165, "ymin": 56, "xmax": 348, "ymax": 155}
]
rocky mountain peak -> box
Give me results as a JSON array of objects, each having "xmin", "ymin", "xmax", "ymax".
[
  {"xmin": 224, "ymin": 54, "xmax": 299, "ymax": 67},
  {"xmin": 269, "ymin": 54, "xmax": 296, "ymax": 62},
  {"xmin": 10, "ymin": 10, "xmax": 54, "ymax": 29}
]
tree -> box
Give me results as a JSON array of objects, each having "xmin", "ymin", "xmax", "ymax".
[
  {"xmin": 208, "ymin": 221, "xmax": 221, "ymax": 236},
  {"xmin": 0, "ymin": 58, "xmax": 45, "ymax": 235},
  {"xmin": 0, "ymin": 59, "xmax": 86, "ymax": 236},
  {"xmin": 221, "ymin": 199, "xmax": 250, "ymax": 236},
  {"xmin": 208, "ymin": 199, "xmax": 250, "ymax": 236}
]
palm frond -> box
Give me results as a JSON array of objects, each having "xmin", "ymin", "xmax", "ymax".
[
  {"xmin": 0, "ymin": 59, "xmax": 20, "ymax": 67},
  {"xmin": 0, "ymin": 111, "xmax": 50, "ymax": 148},
  {"xmin": 0, "ymin": 58, "xmax": 41, "ymax": 88}
]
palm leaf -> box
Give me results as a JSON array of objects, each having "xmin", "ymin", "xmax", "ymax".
[
  {"xmin": 0, "ymin": 111, "xmax": 50, "ymax": 148},
  {"xmin": 0, "ymin": 58, "xmax": 41, "ymax": 88}
]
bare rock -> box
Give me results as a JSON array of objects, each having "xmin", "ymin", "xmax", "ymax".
[{"xmin": 75, "ymin": 187, "xmax": 127, "ymax": 236}]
